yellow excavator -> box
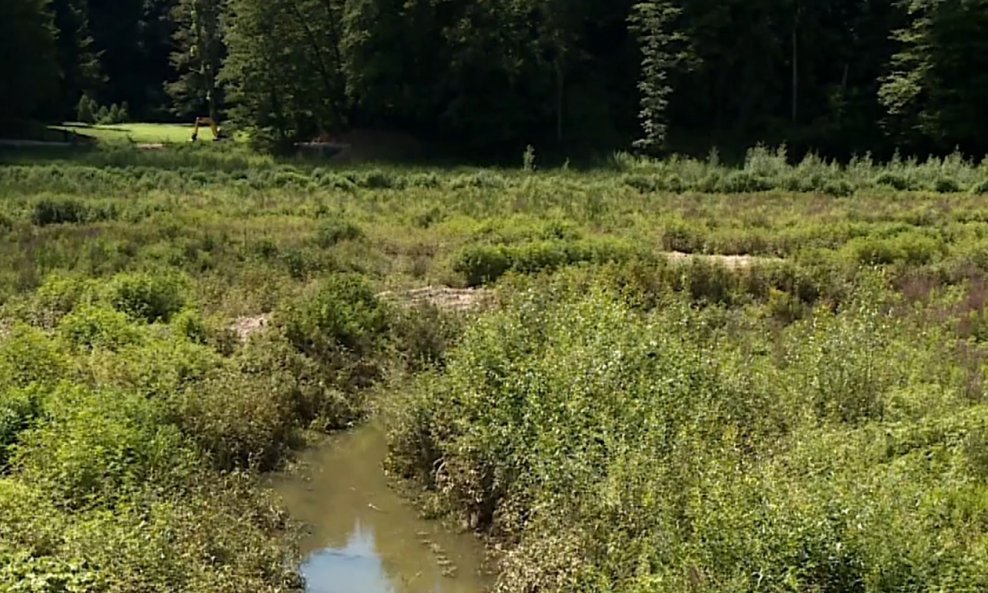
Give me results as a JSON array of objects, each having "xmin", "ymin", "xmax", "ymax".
[{"xmin": 191, "ymin": 117, "xmax": 222, "ymax": 141}]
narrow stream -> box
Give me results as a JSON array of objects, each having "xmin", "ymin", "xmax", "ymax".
[{"xmin": 270, "ymin": 424, "xmax": 492, "ymax": 593}]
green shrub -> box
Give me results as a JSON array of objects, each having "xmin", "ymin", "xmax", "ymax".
[
  {"xmin": 0, "ymin": 475, "xmax": 298, "ymax": 593},
  {"xmin": 393, "ymin": 303, "xmax": 465, "ymax": 372},
  {"xmin": 389, "ymin": 280, "xmax": 988, "ymax": 593},
  {"xmin": 108, "ymin": 272, "xmax": 188, "ymax": 323},
  {"xmin": 172, "ymin": 367, "xmax": 296, "ymax": 470},
  {"xmin": 766, "ymin": 287, "xmax": 805, "ymax": 322},
  {"xmin": 935, "ymin": 177, "xmax": 961, "ymax": 193},
  {"xmin": 850, "ymin": 237, "xmax": 903, "ymax": 265},
  {"xmin": 316, "ymin": 219, "xmax": 364, "ymax": 247},
  {"xmin": 280, "ymin": 274, "xmax": 389, "ymax": 360},
  {"xmin": 0, "ymin": 386, "xmax": 44, "ymax": 470},
  {"xmin": 31, "ymin": 198, "xmax": 89, "ymax": 226},
  {"xmin": 661, "ymin": 220, "xmax": 706, "ymax": 253},
  {"xmin": 270, "ymin": 170, "xmax": 313, "ymax": 190},
  {"xmin": 316, "ymin": 172, "xmax": 357, "ymax": 191},
  {"xmin": 0, "ymin": 325, "xmax": 66, "ymax": 390},
  {"xmin": 848, "ymin": 234, "xmax": 940, "ymax": 266},
  {"xmin": 454, "ymin": 239, "xmax": 646, "ymax": 287},
  {"xmin": 623, "ymin": 174, "xmax": 658, "ymax": 193},
  {"xmin": 681, "ymin": 257, "xmax": 736, "ymax": 304},
  {"xmin": 97, "ymin": 336, "xmax": 222, "ymax": 400},
  {"xmin": 280, "ymin": 248, "xmax": 324, "ymax": 280},
  {"xmin": 388, "ymin": 286, "xmax": 770, "ymax": 536},
  {"xmin": 32, "ymin": 272, "xmax": 98, "ymax": 325},
  {"xmin": 171, "ymin": 309, "xmax": 208, "ymax": 344},
  {"xmin": 896, "ymin": 233, "xmax": 941, "ymax": 265},
  {"xmin": 823, "ymin": 179, "xmax": 854, "ymax": 197},
  {"xmin": 408, "ymin": 172, "xmax": 441, "ymax": 188},
  {"xmin": 14, "ymin": 385, "xmax": 196, "ymax": 507},
  {"xmin": 971, "ymin": 179, "xmax": 988, "ymax": 195},
  {"xmin": 718, "ymin": 171, "xmax": 773, "ymax": 193},
  {"xmin": 449, "ymin": 171, "xmax": 506, "ymax": 189},
  {"xmin": 506, "ymin": 241, "xmax": 571, "ymax": 274},
  {"xmin": 454, "ymin": 245, "xmax": 511, "ymax": 287},
  {"xmin": 356, "ymin": 169, "xmax": 398, "ymax": 189},
  {"xmin": 235, "ymin": 331, "xmax": 359, "ymax": 430},
  {"xmin": 58, "ymin": 305, "xmax": 143, "ymax": 351},
  {"xmin": 875, "ymin": 172, "xmax": 914, "ymax": 191},
  {"xmin": 96, "ymin": 102, "xmax": 129, "ymax": 125}
]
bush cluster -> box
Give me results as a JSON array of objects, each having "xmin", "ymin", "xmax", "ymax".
[
  {"xmin": 389, "ymin": 278, "xmax": 988, "ymax": 593},
  {"xmin": 453, "ymin": 238, "xmax": 649, "ymax": 287}
]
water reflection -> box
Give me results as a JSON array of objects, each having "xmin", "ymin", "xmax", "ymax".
[
  {"xmin": 301, "ymin": 522, "xmax": 392, "ymax": 593},
  {"xmin": 271, "ymin": 425, "xmax": 490, "ymax": 593}
]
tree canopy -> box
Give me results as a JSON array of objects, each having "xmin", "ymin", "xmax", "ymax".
[{"xmin": 4, "ymin": 0, "xmax": 988, "ymax": 158}]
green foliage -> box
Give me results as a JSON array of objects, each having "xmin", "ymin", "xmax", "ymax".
[
  {"xmin": 14, "ymin": 385, "xmax": 196, "ymax": 508},
  {"xmin": 454, "ymin": 239, "xmax": 647, "ymax": 287},
  {"xmin": 76, "ymin": 94, "xmax": 96, "ymax": 124},
  {"xmin": 223, "ymin": 0, "xmax": 348, "ymax": 145},
  {"xmin": 107, "ymin": 272, "xmax": 188, "ymax": 323},
  {"xmin": 315, "ymin": 219, "xmax": 364, "ymax": 247},
  {"xmin": 848, "ymin": 233, "xmax": 942, "ymax": 266},
  {"xmin": 880, "ymin": 0, "xmax": 988, "ymax": 151},
  {"xmin": 453, "ymin": 245, "xmax": 511, "ymax": 287},
  {"xmin": 171, "ymin": 308, "xmax": 208, "ymax": 344},
  {"xmin": 58, "ymin": 304, "xmax": 144, "ymax": 351},
  {"xmin": 522, "ymin": 145, "xmax": 537, "ymax": 172},
  {"xmin": 0, "ymin": 386, "xmax": 43, "ymax": 470},
  {"xmin": 31, "ymin": 198, "xmax": 112, "ymax": 226},
  {"xmin": 172, "ymin": 366, "xmax": 296, "ymax": 470},
  {"xmin": 235, "ymin": 330, "xmax": 359, "ymax": 431},
  {"xmin": 630, "ymin": 0, "xmax": 682, "ymax": 151},
  {"xmin": 31, "ymin": 272, "xmax": 97, "ymax": 324},
  {"xmin": 52, "ymin": 0, "xmax": 102, "ymax": 119},
  {"xmin": 96, "ymin": 101, "xmax": 130, "ymax": 125},
  {"xmin": 280, "ymin": 274, "xmax": 388, "ymax": 358},
  {"xmin": 8, "ymin": 148, "xmax": 988, "ymax": 592},
  {"xmin": 392, "ymin": 303, "xmax": 465, "ymax": 372},
  {"xmin": 0, "ymin": 325, "xmax": 66, "ymax": 390},
  {"xmin": 389, "ymin": 280, "xmax": 988, "ymax": 593},
  {"xmin": 0, "ymin": 475, "xmax": 299, "ymax": 593},
  {"xmin": 168, "ymin": 0, "xmax": 226, "ymax": 119}
]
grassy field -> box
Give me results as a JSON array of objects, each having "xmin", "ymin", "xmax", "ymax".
[
  {"xmin": 3, "ymin": 144, "xmax": 988, "ymax": 591},
  {"xmin": 51, "ymin": 122, "xmax": 203, "ymax": 144}
]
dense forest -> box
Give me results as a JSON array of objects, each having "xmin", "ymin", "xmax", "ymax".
[{"xmin": 2, "ymin": 0, "xmax": 987, "ymax": 157}]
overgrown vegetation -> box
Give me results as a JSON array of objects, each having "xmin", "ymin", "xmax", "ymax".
[
  {"xmin": 389, "ymin": 271, "xmax": 988, "ymax": 592},
  {"xmin": 4, "ymin": 145, "xmax": 988, "ymax": 590}
]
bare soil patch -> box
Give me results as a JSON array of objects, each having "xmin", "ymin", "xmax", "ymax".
[
  {"xmin": 664, "ymin": 251, "xmax": 783, "ymax": 270},
  {"xmin": 378, "ymin": 286, "xmax": 492, "ymax": 313},
  {"xmin": 230, "ymin": 313, "xmax": 273, "ymax": 342}
]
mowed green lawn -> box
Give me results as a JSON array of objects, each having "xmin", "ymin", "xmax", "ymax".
[{"xmin": 52, "ymin": 122, "xmax": 201, "ymax": 144}]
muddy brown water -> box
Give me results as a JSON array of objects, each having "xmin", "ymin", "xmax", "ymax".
[{"xmin": 270, "ymin": 424, "xmax": 492, "ymax": 593}]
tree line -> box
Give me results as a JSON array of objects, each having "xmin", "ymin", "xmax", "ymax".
[{"xmin": 2, "ymin": 0, "xmax": 986, "ymax": 158}]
